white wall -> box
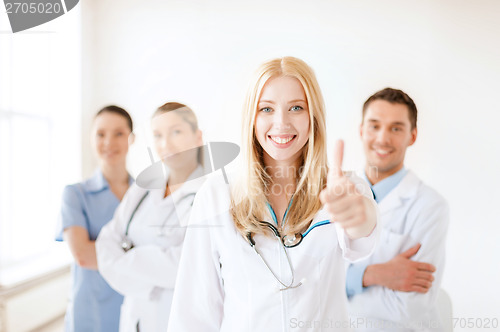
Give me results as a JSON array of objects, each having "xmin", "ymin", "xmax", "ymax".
[{"xmin": 81, "ymin": 0, "xmax": 500, "ymax": 327}]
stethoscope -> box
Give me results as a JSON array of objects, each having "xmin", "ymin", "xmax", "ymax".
[
  {"xmin": 121, "ymin": 191, "xmax": 196, "ymax": 252},
  {"xmin": 246, "ymin": 199, "xmax": 331, "ymax": 291}
]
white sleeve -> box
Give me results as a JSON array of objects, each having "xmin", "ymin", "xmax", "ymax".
[
  {"xmin": 336, "ymin": 172, "xmax": 380, "ymax": 262},
  {"xmin": 96, "ymin": 186, "xmax": 187, "ymax": 298},
  {"xmin": 348, "ymin": 195, "xmax": 449, "ymax": 322},
  {"xmin": 167, "ymin": 181, "xmax": 225, "ymax": 332}
]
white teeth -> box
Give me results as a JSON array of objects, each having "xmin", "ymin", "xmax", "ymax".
[
  {"xmin": 375, "ymin": 149, "xmax": 391, "ymax": 155},
  {"xmin": 270, "ymin": 136, "xmax": 294, "ymax": 144}
]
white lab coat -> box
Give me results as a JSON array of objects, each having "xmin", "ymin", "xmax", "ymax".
[
  {"xmin": 167, "ymin": 171, "xmax": 380, "ymax": 332},
  {"xmin": 96, "ymin": 165, "xmax": 206, "ymax": 332},
  {"xmin": 347, "ymin": 170, "xmax": 449, "ymax": 331}
]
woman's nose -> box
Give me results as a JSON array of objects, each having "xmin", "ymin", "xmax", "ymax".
[
  {"xmin": 103, "ymin": 136, "xmax": 112, "ymax": 146},
  {"xmin": 274, "ymin": 108, "xmax": 291, "ymax": 128},
  {"xmin": 161, "ymin": 138, "xmax": 175, "ymax": 152}
]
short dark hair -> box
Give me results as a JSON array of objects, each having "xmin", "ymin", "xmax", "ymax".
[
  {"xmin": 362, "ymin": 88, "xmax": 418, "ymax": 129},
  {"xmin": 95, "ymin": 105, "xmax": 133, "ymax": 132}
]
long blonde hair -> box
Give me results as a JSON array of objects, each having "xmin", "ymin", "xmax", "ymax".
[{"xmin": 230, "ymin": 57, "xmax": 328, "ymax": 238}]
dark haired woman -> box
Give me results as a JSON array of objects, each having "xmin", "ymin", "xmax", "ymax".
[
  {"xmin": 56, "ymin": 106, "xmax": 135, "ymax": 331},
  {"xmin": 96, "ymin": 102, "xmax": 206, "ymax": 332}
]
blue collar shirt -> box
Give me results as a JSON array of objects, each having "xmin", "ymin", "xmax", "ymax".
[
  {"xmin": 346, "ymin": 167, "xmax": 407, "ymax": 298},
  {"xmin": 56, "ymin": 170, "xmax": 133, "ymax": 332}
]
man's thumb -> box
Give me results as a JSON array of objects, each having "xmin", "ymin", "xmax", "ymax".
[{"xmin": 400, "ymin": 243, "xmax": 421, "ymax": 259}]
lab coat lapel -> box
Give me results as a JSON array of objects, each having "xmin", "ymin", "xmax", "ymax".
[
  {"xmin": 170, "ymin": 165, "xmax": 205, "ymax": 204},
  {"xmin": 169, "ymin": 165, "xmax": 206, "ymax": 226},
  {"xmin": 378, "ymin": 171, "xmax": 420, "ymax": 218}
]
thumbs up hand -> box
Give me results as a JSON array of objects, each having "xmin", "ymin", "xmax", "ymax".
[{"xmin": 319, "ymin": 140, "xmax": 377, "ymax": 239}]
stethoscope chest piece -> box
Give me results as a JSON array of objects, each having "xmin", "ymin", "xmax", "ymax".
[
  {"xmin": 282, "ymin": 233, "xmax": 303, "ymax": 248},
  {"xmin": 121, "ymin": 237, "xmax": 134, "ymax": 252}
]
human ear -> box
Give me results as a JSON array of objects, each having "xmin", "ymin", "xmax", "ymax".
[
  {"xmin": 409, "ymin": 127, "xmax": 417, "ymax": 146},
  {"xmin": 196, "ymin": 129, "xmax": 203, "ymax": 146}
]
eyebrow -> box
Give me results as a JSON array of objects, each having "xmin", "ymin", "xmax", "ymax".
[
  {"xmin": 96, "ymin": 127, "xmax": 128, "ymax": 132},
  {"xmin": 258, "ymin": 99, "xmax": 307, "ymax": 104},
  {"xmin": 153, "ymin": 123, "xmax": 184, "ymax": 131},
  {"xmin": 366, "ymin": 119, "xmax": 407, "ymax": 126}
]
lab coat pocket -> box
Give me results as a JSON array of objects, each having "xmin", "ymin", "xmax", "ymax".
[
  {"xmin": 379, "ymin": 229, "xmax": 410, "ymax": 261},
  {"xmin": 291, "ymin": 224, "xmax": 338, "ymax": 290},
  {"xmin": 155, "ymin": 225, "xmax": 186, "ymax": 247},
  {"xmin": 299, "ymin": 223, "xmax": 338, "ymax": 259},
  {"xmin": 286, "ymin": 228, "xmax": 344, "ymax": 328}
]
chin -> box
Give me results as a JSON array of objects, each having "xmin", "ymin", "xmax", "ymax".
[
  {"xmin": 271, "ymin": 153, "xmax": 301, "ymax": 165},
  {"xmin": 372, "ymin": 162, "xmax": 400, "ymax": 174},
  {"xmin": 109, "ymin": 155, "xmax": 125, "ymax": 163},
  {"xmin": 164, "ymin": 158, "xmax": 189, "ymax": 170}
]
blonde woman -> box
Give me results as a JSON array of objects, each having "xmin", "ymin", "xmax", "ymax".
[
  {"xmin": 167, "ymin": 57, "xmax": 379, "ymax": 331},
  {"xmin": 96, "ymin": 102, "xmax": 206, "ymax": 332}
]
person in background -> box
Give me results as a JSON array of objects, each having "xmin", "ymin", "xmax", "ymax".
[
  {"xmin": 346, "ymin": 88, "xmax": 450, "ymax": 331},
  {"xmin": 56, "ymin": 105, "xmax": 134, "ymax": 332},
  {"xmin": 96, "ymin": 102, "xmax": 206, "ymax": 332}
]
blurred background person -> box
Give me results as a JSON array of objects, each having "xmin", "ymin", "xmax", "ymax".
[
  {"xmin": 55, "ymin": 105, "xmax": 135, "ymax": 332},
  {"xmin": 346, "ymin": 88, "xmax": 449, "ymax": 331},
  {"xmin": 96, "ymin": 102, "xmax": 206, "ymax": 332}
]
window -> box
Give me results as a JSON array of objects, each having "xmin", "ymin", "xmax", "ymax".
[{"xmin": 0, "ymin": 9, "xmax": 81, "ymax": 280}]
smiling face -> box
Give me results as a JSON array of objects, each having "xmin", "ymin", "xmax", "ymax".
[
  {"xmin": 92, "ymin": 112, "xmax": 132, "ymax": 167},
  {"xmin": 152, "ymin": 111, "xmax": 202, "ymax": 170},
  {"xmin": 254, "ymin": 75, "xmax": 310, "ymax": 168},
  {"xmin": 360, "ymin": 99, "xmax": 417, "ymax": 183}
]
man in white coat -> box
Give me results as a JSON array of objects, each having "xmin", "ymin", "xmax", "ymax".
[{"xmin": 346, "ymin": 88, "xmax": 449, "ymax": 331}]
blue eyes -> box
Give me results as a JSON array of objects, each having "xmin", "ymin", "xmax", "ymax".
[{"xmin": 259, "ymin": 106, "xmax": 304, "ymax": 112}]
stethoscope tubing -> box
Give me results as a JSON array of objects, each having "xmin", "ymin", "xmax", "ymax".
[{"xmin": 121, "ymin": 191, "xmax": 196, "ymax": 251}]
